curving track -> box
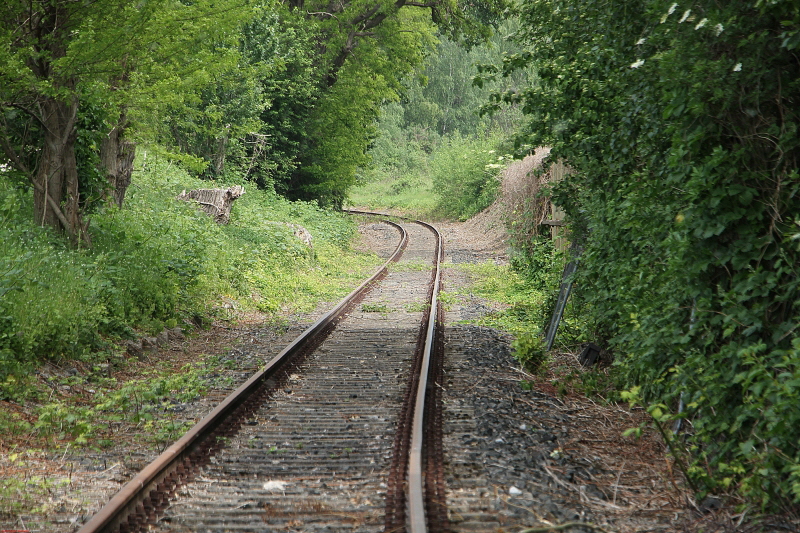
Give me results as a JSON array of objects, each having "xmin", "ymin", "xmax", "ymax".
[{"xmin": 78, "ymin": 214, "xmax": 448, "ymax": 533}]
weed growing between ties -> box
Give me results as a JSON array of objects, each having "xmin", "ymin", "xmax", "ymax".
[
  {"xmin": 390, "ymin": 260, "xmax": 430, "ymax": 272},
  {"xmin": 361, "ymin": 302, "xmax": 390, "ymax": 314}
]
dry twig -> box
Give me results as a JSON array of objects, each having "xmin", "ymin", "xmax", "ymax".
[{"xmin": 518, "ymin": 522, "xmax": 611, "ymax": 533}]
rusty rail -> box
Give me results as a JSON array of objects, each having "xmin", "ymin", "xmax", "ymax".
[
  {"xmin": 408, "ymin": 220, "xmax": 445, "ymax": 533},
  {"xmin": 348, "ymin": 211, "xmax": 448, "ymax": 533},
  {"xmin": 78, "ymin": 219, "xmax": 408, "ymax": 533}
]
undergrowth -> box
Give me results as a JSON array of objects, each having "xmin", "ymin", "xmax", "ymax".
[
  {"xmin": 350, "ymin": 120, "xmax": 508, "ymax": 219},
  {"xmin": 0, "ymin": 151, "xmax": 382, "ymax": 439},
  {"xmin": 483, "ymin": 0, "xmax": 800, "ymax": 509},
  {"xmin": 449, "ymin": 255, "xmax": 617, "ymax": 406}
]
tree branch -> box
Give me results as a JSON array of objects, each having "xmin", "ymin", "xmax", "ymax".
[
  {"xmin": 0, "ymin": 131, "xmax": 31, "ymax": 175},
  {"xmin": 352, "ymin": 3, "xmax": 382, "ymax": 24},
  {"xmin": 306, "ymin": 10, "xmax": 340, "ymax": 19},
  {"xmin": 27, "ymin": 174, "xmax": 76, "ymax": 240},
  {"xmin": 7, "ymin": 102, "xmax": 45, "ymax": 127}
]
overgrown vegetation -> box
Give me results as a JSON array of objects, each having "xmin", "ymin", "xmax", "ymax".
[
  {"xmin": 350, "ymin": 23, "xmax": 533, "ymax": 218},
  {"xmin": 0, "ymin": 149, "xmax": 383, "ymax": 516},
  {"xmin": 0, "ymin": 0, "xmax": 509, "ymax": 244},
  {"xmin": 0, "ymin": 155, "xmax": 380, "ymax": 405},
  {"xmin": 0, "ymin": 354, "xmax": 241, "ymax": 518},
  {"xmin": 478, "ymin": 0, "xmax": 800, "ymax": 510},
  {"xmin": 449, "ymin": 248, "xmax": 581, "ymax": 344},
  {"xmin": 3, "ymin": 0, "xmax": 796, "ymax": 518}
]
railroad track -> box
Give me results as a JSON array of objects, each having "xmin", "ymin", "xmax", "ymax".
[{"xmin": 78, "ymin": 213, "xmax": 449, "ymax": 533}]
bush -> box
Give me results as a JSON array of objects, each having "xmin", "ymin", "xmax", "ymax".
[
  {"xmin": 431, "ymin": 133, "xmax": 504, "ymax": 220},
  {"xmin": 490, "ymin": 0, "xmax": 800, "ymax": 508},
  {"xmin": 511, "ymin": 332, "xmax": 547, "ymax": 372},
  {"xmin": 1, "ymin": 186, "xmax": 107, "ymax": 372}
]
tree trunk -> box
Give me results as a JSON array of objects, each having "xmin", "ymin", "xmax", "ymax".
[
  {"xmin": 100, "ymin": 112, "xmax": 136, "ymax": 207},
  {"xmin": 25, "ymin": 2, "xmax": 89, "ymax": 246},
  {"xmin": 177, "ymin": 186, "xmax": 245, "ymax": 224},
  {"xmin": 33, "ymin": 94, "xmax": 90, "ymax": 246}
]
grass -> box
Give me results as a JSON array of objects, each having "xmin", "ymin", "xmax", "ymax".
[
  {"xmin": 348, "ymin": 172, "xmax": 437, "ymax": 216},
  {"xmin": 0, "ymin": 460, "xmax": 70, "ymax": 519},
  {"xmin": 447, "ymin": 261, "xmax": 551, "ymax": 336},
  {"xmin": 403, "ymin": 302, "xmax": 428, "ymax": 313},
  {"xmin": 0, "ymin": 149, "xmax": 386, "ymax": 456},
  {"xmin": 446, "ymin": 259, "xmax": 594, "ymax": 381}
]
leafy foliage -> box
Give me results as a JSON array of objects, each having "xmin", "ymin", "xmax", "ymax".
[
  {"xmin": 405, "ymin": 21, "xmax": 534, "ymax": 137},
  {"xmin": 353, "ymin": 23, "xmax": 533, "ymax": 215},
  {"xmin": 0, "ymin": 0, "xmax": 250, "ymax": 238},
  {"xmin": 430, "ymin": 133, "xmax": 505, "ymax": 219},
  {"xmin": 241, "ymin": 9, "xmax": 319, "ymax": 191},
  {"xmin": 289, "ymin": 9, "xmax": 436, "ymax": 206},
  {"xmin": 484, "ymin": 0, "xmax": 800, "ymax": 508},
  {"xmin": 0, "ymin": 154, "xmax": 379, "ymax": 402},
  {"xmin": 511, "ymin": 332, "xmax": 547, "ymax": 373}
]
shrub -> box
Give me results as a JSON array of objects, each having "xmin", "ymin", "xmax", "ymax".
[
  {"xmin": 511, "ymin": 332, "xmax": 547, "ymax": 372},
  {"xmin": 431, "ymin": 133, "xmax": 504, "ymax": 220},
  {"xmin": 486, "ymin": 0, "xmax": 800, "ymax": 508}
]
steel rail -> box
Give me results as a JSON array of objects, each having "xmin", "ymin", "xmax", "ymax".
[
  {"xmin": 347, "ymin": 210, "xmax": 447, "ymax": 533},
  {"xmin": 78, "ymin": 220, "xmax": 408, "ymax": 533},
  {"xmin": 407, "ymin": 219, "xmax": 444, "ymax": 533}
]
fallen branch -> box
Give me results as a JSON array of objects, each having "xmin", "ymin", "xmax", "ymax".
[
  {"xmin": 518, "ymin": 522, "xmax": 611, "ymax": 533},
  {"xmin": 542, "ymin": 464, "xmax": 627, "ymax": 511}
]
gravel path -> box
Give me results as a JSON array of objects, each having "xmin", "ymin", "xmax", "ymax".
[{"xmin": 438, "ymin": 221, "xmax": 681, "ymax": 533}]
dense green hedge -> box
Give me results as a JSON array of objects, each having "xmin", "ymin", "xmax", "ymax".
[{"xmin": 479, "ymin": 0, "xmax": 800, "ymax": 509}]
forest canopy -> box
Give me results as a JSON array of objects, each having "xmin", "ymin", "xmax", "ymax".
[{"xmin": 0, "ymin": 0, "xmax": 508, "ymax": 241}]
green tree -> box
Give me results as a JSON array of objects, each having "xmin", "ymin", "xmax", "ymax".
[
  {"xmin": 483, "ymin": 0, "xmax": 800, "ymax": 507},
  {"xmin": 241, "ymin": 9, "xmax": 319, "ymax": 191},
  {"xmin": 406, "ymin": 21, "xmax": 532, "ymax": 137},
  {"xmin": 259, "ymin": 0, "xmax": 507, "ymax": 204},
  {"xmin": 159, "ymin": 0, "xmax": 447, "ymax": 204},
  {"xmin": 149, "ymin": 0, "xmax": 507, "ymax": 205},
  {"xmin": 0, "ymin": 0, "xmax": 250, "ymax": 243},
  {"xmin": 289, "ymin": 0, "xmax": 506, "ymax": 87},
  {"xmin": 289, "ymin": 8, "xmax": 437, "ymax": 206}
]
